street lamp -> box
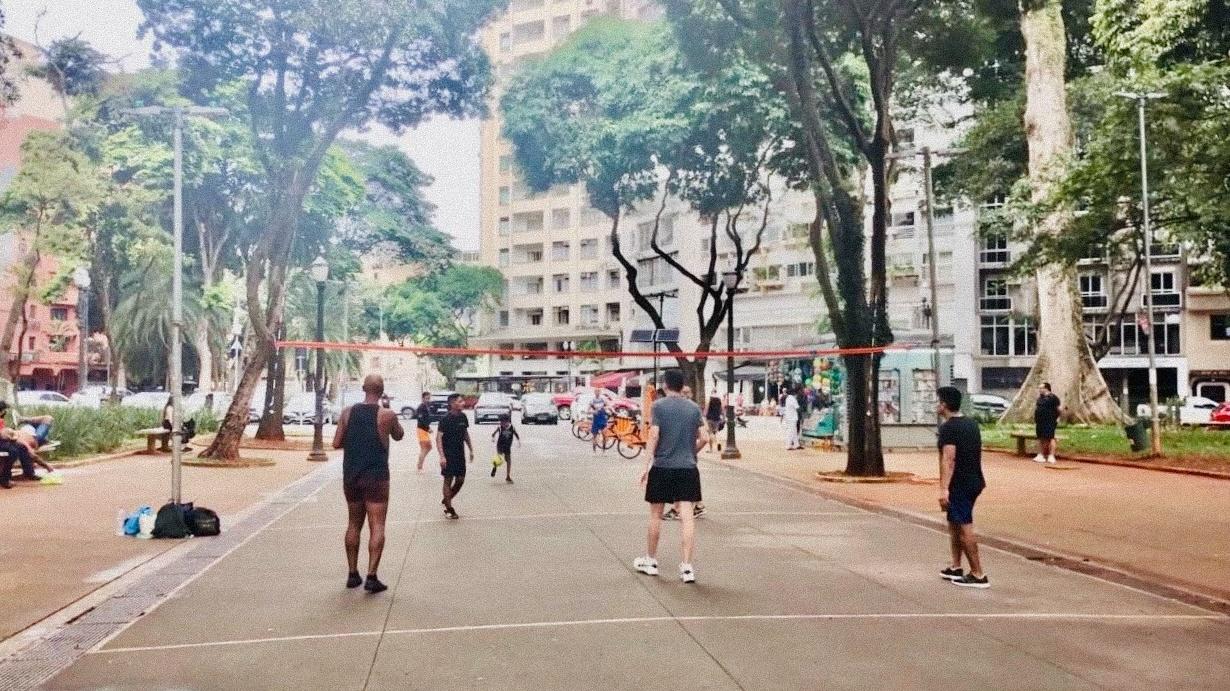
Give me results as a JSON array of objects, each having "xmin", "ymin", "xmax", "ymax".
[
  {"xmin": 1116, "ymin": 90, "xmax": 1166, "ymax": 456},
  {"xmin": 720, "ymin": 268, "xmax": 742, "ymax": 460},
  {"xmin": 307, "ymin": 255, "xmax": 330, "ymax": 462},
  {"xmin": 72, "ymin": 266, "xmax": 91, "ymax": 393},
  {"xmin": 121, "ymin": 105, "xmax": 229, "ymax": 507}
]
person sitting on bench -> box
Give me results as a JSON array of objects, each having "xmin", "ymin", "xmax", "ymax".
[
  {"xmin": 0, "ymin": 400, "xmax": 54, "ymax": 447},
  {"xmin": 1, "ymin": 428, "xmax": 53, "ymax": 488}
]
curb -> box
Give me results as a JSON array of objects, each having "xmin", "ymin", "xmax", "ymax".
[
  {"xmin": 49, "ymin": 448, "xmax": 143, "ymax": 470},
  {"xmin": 984, "ymin": 447, "xmax": 1230, "ymax": 481},
  {"xmin": 710, "ymin": 456, "xmax": 1230, "ymax": 617}
]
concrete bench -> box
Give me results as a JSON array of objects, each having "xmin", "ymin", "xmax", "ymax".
[
  {"xmin": 1008, "ymin": 431, "xmax": 1065, "ymax": 456},
  {"xmin": 135, "ymin": 427, "xmax": 172, "ymax": 453}
]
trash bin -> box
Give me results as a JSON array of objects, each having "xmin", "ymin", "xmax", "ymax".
[{"xmin": 1124, "ymin": 419, "xmax": 1149, "ymax": 453}]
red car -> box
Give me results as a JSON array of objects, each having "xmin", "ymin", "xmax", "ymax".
[
  {"xmin": 551, "ymin": 388, "xmax": 638, "ymax": 420},
  {"xmin": 1211, "ymin": 402, "xmax": 1230, "ymax": 426}
]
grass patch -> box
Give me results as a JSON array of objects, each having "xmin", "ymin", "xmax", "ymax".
[
  {"xmin": 982, "ymin": 423, "xmax": 1230, "ymax": 467},
  {"xmin": 16, "ymin": 404, "xmax": 221, "ymax": 460}
]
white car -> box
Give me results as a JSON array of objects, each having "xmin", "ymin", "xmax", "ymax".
[
  {"xmin": 473, "ymin": 392, "xmax": 514, "ymax": 424},
  {"xmin": 70, "ymin": 385, "xmax": 134, "ymax": 408},
  {"xmin": 121, "ymin": 391, "xmax": 171, "ymax": 410},
  {"xmin": 282, "ymin": 391, "xmax": 335, "ymax": 425},
  {"xmin": 520, "ymin": 393, "xmax": 558, "ymax": 425},
  {"xmin": 1136, "ymin": 396, "xmax": 1221, "ymax": 426},
  {"xmin": 183, "ymin": 391, "xmax": 232, "ymax": 418},
  {"xmin": 15, "ymin": 390, "xmax": 71, "ymax": 408}
]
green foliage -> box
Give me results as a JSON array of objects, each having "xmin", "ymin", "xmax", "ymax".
[
  {"xmin": 0, "ymin": 8, "xmax": 19, "ymax": 106},
  {"xmin": 21, "ymin": 405, "xmax": 161, "ymax": 459},
  {"xmin": 28, "ymin": 36, "xmax": 108, "ymax": 97}
]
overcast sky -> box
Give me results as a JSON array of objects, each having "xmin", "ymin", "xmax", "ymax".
[{"xmin": 4, "ymin": 1, "xmax": 482, "ymax": 251}]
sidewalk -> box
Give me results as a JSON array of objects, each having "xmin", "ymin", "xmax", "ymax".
[
  {"xmin": 0, "ymin": 449, "xmax": 318, "ymax": 643},
  {"xmin": 716, "ymin": 419, "xmax": 1230, "ymax": 603}
]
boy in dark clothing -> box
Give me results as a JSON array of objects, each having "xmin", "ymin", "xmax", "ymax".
[
  {"xmin": 1033, "ymin": 383, "xmax": 1062, "ymax": 464},
  {"xmin": 490, "ymin": 415, "xmax": 521, "ymax": 482},
  {"xmin": 935, "ymin": 386, "xmax": 989, "ymax": 589},
  {"xmin": 437, "ymin": 393, "xmax": 473, "ymax": 519}
]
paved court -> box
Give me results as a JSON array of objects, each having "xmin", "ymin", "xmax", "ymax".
[{"xmin": 31, "ymin": 423, "xmax": 1230, "ymax": 689}]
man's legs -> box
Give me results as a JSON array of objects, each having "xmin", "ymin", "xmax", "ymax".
[
  {"xmin": 450, "ymin": 476, "xmax": 465, "ymax": 499},
  {"xmin": 344, "ymin": 500, "xmax": 366, "ymax": 576},
  {"xmin": 677, "ymin": 501, "xmax": 695, "ymax": 564},
  {"xmin": 417, "ymin": 440, "xmax": 431, "ymax": 471},
  {"xmin": 645, "ymin": 503, "xmax": 664, "ymax": 558},
  {"xmin": 958, "ymin": 523, "xmax": 984, "ymax": 577},
  {"xmin": 365, "ymin": 501, "xmax": 388, "ymax": 576},
  {"xmin": 441, "ymin": 477, "xmax": 454, "ymax": 510},
  {"xmin": 947, "ymin": 522, "xmax": 963, "ymax": 569}
]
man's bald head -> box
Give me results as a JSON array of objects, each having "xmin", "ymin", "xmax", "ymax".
[{"xmin": 362, "ymin": 374, "xmax": 385, "ymax": 396}]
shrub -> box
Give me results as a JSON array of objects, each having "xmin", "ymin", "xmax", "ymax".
[{"xmin": 17, "ymin": 405, "xmax": 162, "ymax": 459}]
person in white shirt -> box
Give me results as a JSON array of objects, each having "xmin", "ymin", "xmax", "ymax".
[{"xmin": 782, "ymin": 386, "xmax": 801, "ymax": 450}]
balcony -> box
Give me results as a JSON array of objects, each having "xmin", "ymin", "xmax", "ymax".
[
  {"xmin": 1142, "ymin": 291, "xmax": 1182, "ymax": 309},
  {"xmin": 1081, "ymin": 294, "xmax": 1108, "ymax": 310},
  {"xmin": 979, "ymin": 296, "xmax": 1013, "ymax": 312},
  {"xmin": 978, "ymin": 249, "xmax": 1011, "ymax": 267}
]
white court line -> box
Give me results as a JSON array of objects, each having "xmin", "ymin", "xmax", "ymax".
[
  {"xmin": 265, "ymin": 510, "xmax": 866, "ymax": 531},
  {"xmin": 90, "ymin": 612, "xmax": 1227, "ymax": 655}
]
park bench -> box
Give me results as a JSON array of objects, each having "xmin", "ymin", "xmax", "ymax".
[
  {"xmin": 1008, "ymin": 431, "xmax": 1064, "ymax": 456},
  {"xmin": 135, "ymin": 427, "xmax": 172, "ymax": 454}
]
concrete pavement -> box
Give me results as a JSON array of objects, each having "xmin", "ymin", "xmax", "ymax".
[{"xmin": 11, "ymin": 420, "xmax": 1230, "ymax": 689}]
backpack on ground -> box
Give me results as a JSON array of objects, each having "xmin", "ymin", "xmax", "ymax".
[
  {"xmin": 187, "ymin": 506, "xmax": 221, "ymax": 536},
  {"xmin": 151, "ymin": 502, "xmax": 192, "ymax": 539}
]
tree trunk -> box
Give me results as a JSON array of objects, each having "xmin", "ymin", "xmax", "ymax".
[
  {"xmin": 192, "ymin": 316, "xmax": 214, "ymax": 393},
  {"xmin": 255, "ymin": 342, "xmax": 286, "ymax": 440},
  {"xmin": 1004, "ymin": 0, "xmax": 1125, "ymax": 424},
  {"xmin": 842, "ymin": 352, "xmax": 886, "ymax": 476},
  {"xmin": 0, "ymin": 243, "xmax": 41, "ymax": 383},
  {"xmin": 203, "ymin": 340, "xmax": 269, "ymax": 459}
]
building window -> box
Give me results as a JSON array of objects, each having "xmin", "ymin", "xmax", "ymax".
[
  {"xmin": 606, "ymin": 302, "xmax": 621, "ymax": 323},
  {"xmin": 499, "ymin": 32, "xmax": 511, "ymax": 51},
  {"xmin": 1211, "ymin": 314, "xmax": 1230, "ymax": 340},
  {"xmin": 498, "ymin": 311, "xmax": 509, "ymax": 328},
  {"xmin": 526, "ymin": 247, "xmax": 543, "ymax": 263},
  {"xmin": 498, "ymin": 249, "xmax": 510, "ymax": 267},
  {"xmin": 980, "ymin": 316, "xmax": 1036, "ymax": 356},
  {"xmin": 50, "ymin": 307, "xmax": 69, "ymax": 322},
  {"xmin": 579, "ymin": 238, "xmax": 598, "ymax": 258},
  {"xmin": 1079, "ymin": 273, "xmax": 1107, "ymax": 309},
  {"xmin": 554, "ymin": 306, "xmax": 570, "ymax": 325},
  {"xmin": 551, "ymin": 14, "xmax": 571, "ymax": 35},
  {"xmin": 607, "ymin": 269, "xmax": 621, "ymax": 289},
  {"xmin": 551, "ymin": 241, "xmax": 570, "ymax": 261},
  {"xmin": 551, "ymin": 208, "xmax": 571, "ymax": 230},
  {"xmin": 499, "ymin": 217, "xmax": 510, "ymax": 236},
  {"xmin": 579, "ymin": 271, "xmax": 598, "ymax": 291},
  {"xmin": 528, "ymin": 310, "xmax": 543, "ymax": 326},
  {"xmin": 48, "ymin": 335, "xmax": 71, "ymax": 353},
  {"xmin": 580, "ymin": 304, "xmax": 599, "ymax": 325},
  {"xmin": 28, "ymin": 336, "xmax": 35, "ymax": 350},
  {"xmin": 499, "ymin": 186, "xmax": 510, "ymax": 206},
  {"xmin": 1152, "ymin": 320, "xmax": 1181, "ymax": 355},
  {"xmin": 979, "ymin": 233, "xmax": 1010, "ymax": 265},
  {"xmin": 499, "ymin": 155, "xmax": 511, "ymax": 173},
  {"xmin": 979, "ymin": 278, "xmax": 1012, "ymax": 311},
  {"xmin": 1148, "ymin": 271, "xmax": 1180, "ymax": 308},
  {"xmin": 512, "ymin": 20, "xmax": 546, "ymax": 44},
  {"xmin": 1082, "ymin": 315, "xmax": 1106, "ymax": 348},
  {"xmin": 553, "ymin": 273, "xmax": 570, "ymax": 293},
  {"xmin": 1110, "ymin": 318, "xmax": 1139, "ymax": 355},
  {"xmin": 891, "ymin": 211, "xmax": 916, "ymax": 227},
  {"xmin": 786, "ymin": 223, "xmax": 809, "ymax": 241}
]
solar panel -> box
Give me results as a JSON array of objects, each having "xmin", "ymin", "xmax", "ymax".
[
  {"xmin": 629, "ymin": 329, "xmax": 656, "ymax": 344},
  {"xmin": 655, "ymin": 328, "xmax": 680, "ymax": 343}
]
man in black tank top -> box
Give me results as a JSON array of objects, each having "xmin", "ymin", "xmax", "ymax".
[{"xmin": 332, "ymin": 374, "xmax": 404, "ymax": 593}]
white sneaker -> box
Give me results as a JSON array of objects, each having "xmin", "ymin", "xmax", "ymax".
[
  {"xmin": 679, "ymin": 563, "xmax": 696, "ymax": 584},
  {"xmin": 633, "ymin": 556, "xmax": 659, "ymax": 576},
  {"xmin": 1046, "ymin": 456, "xmax": 1057, "ymax": 464},
  {"xmin": 1033, "ymin": 454, "xmax": 1046, "ymax": 463}
]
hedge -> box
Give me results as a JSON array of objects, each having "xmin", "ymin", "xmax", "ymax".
[{"xmin": 15, "ymin": 405, "xmax": 220, "ymax": 459}]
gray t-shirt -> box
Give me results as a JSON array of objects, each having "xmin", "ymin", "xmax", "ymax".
[{"xmin": 651, "ymin": 396, "xmax": 703, "ymax": 469}]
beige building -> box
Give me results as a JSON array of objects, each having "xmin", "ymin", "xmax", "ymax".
[{"xmin": 1183, "ymin": 285, "xmax": 1230, "ymax": 403}]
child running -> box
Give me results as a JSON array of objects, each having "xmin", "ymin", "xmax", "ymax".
[{"xmin": 490, "ymin": 414, "xmax": 521, "ymax": 483}]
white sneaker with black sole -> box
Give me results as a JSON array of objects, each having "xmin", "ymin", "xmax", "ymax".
[
  {"xmin": 679, "ymin": 563, "xmax": 696, "ymax": 584},
  {"xmin": 633, "ymin": 556, "xmax": 659, "ymax": 576}
]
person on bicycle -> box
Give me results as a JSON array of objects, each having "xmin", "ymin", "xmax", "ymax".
[{"xmin": 590, "ymin": 392, "xmax": 609, "ymax": 455}]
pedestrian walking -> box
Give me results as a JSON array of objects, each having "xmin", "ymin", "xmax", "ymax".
[
  {"xmin": 1033, "ymin": 383, "xmax": 1062, "ymax": 464},
  {"xmin": 704, "ymin": 394, "xmax": 723, "ymax": 453},
  {"xmin": 332, "ymin": 374, "xmax": 405, "ymax": 593},
  {"xmin": 935, "ymin": 386, "xmax": 990, "ymax": 589},
  {"xmin": 490, "ymin": 414, "xmax": 520, "ymax": 482},
  {"xmin": 782, "ymin": 386, "xmax": 802, "ymax": 450},
  {"xmin": 437, "ymin": 393, "xmax": 473, "ymax": 519},
  {"xmin": 415, "ymin": 391, "xmax": 433, "ymax": 472},
  {"xmin": 634, "ymin": 369, "xmax": 709, "ymax": 584}
]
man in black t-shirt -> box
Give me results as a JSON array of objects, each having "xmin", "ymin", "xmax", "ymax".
[
  {"xmin": 936, "ymin": 386, "xmax": 990, "ymax": 589},
  {"xmin": 415, "ymin": 391, "xmax": 433, "ymax": 472},
  {"xmin": 1033, "ymin": 383, "xmax": 1062, "ymax": 464},
  {"xmin": 436, "ymin": 393, "xmax": 473, "ymax": 519}
]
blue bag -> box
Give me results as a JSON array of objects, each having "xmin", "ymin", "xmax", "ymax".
[{"xmin": 123, "ymin": 506, "xmax": 153, "ymax": 536}]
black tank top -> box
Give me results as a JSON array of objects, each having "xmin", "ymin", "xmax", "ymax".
[{"xmin": 342, "ymin": 404, "xmax": 389, "ymax": 481}]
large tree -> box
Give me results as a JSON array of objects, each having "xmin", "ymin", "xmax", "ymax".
[{"xmin": 137, "ymin": 0, "xmax": 502, "ymax": 459}]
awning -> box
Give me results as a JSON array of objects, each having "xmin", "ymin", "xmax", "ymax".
[{"xmin": 590, "ymin": 371, "xmax": 640, "ymax": 389}]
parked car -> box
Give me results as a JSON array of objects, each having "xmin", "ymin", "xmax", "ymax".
[
  {"xmin": 282, "ymin": 392, "xmax": 335, "ymax": 425},
  {"xmin": 182, "ymin": 391, "xmax": 232, "ymax": 418},
  {"xmin": 569, "ymin": 390, "xmax": 639, "ymax": 420},
  {"xmin": 15, "ymin": 390, "xmax": 71, "ymax": 408},
  {"xmin": 70, "ymin": 385, "xmax": 134, "ymax": 408},
  {"xmin": 1209, "ymin": 401, "xmax": 1230, "ymax": 426},
  {"xmin": 474, "ymin": 392, "xmax": 514, "ymax": 424},
  {"xmin": 1136, "ymin": 396, "xmax": 1221, "ymax": 426},
  {"xmin": 520, "ymin": 393, "xmax": 558, "ymax": 425},
  {"xmin": 120, "ymin": 391, "xmax": 171, "ymax": 410},
  {"xmin": 969, "ymin": 393, "xmax": 1010, "ymax": 418},
  {"xmin": 425, "ymin": 391, "xmax": 457, "ymax": 423}
]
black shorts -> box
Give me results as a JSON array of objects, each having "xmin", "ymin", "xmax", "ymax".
[
  {"xmin": 442, "ymin": 455, "xmax": 467, "ymax": 478},
  {"xmin": 645, "ymin": 466, "xmax": 702, "ymax": 504},
  {"xmin": 343, "ymin": 474, "xmax": 390, "ymax": 504},
  {"xmin": 946, "ymin": 488, "xmax": 982, "ymax": 525}
]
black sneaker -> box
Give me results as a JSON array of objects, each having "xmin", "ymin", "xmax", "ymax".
[
  {"xmin": 490, "ymin": 465, "xmax": 497, "ymax": 477},
  {"xmin": 693, "ymin": 504, "xmax": 705, "ymax": 518},
  {"xmin": 445, "ymin": 507, "xmax": 459, "ymax": 520},
  {"xmin": 364, "ymin": 575, "xmax": 388, "ymax": 593},
  {"xmin": 940, "ymin": 567, "xmax": 964, "ymax": 581},
  {"xmin": 663, "ymin": 508, "xmax": 679, "ymax": 521},
  {"xmin": 952, "ymin": 574, "xmax": 990, "ymax": 589},
  {"xmin": 346, "ymin": 572, "xmax": 363, "ymax": 589}
]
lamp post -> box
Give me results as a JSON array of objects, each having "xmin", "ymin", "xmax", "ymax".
[
  {"xmin": 1117, "ymin": 90, "xmax": 1166, "ymax": 456},
  {"xmin": 72, "ymin": 266, "xmax": 91, "ymax": 393},
  {"xmin": 121, "ymin": 105, "xmax": 228, "ymax": 505},
  {"xmin": 720, "ymin": 268, "xmax": 742, "ymax": 460},
  {"xmin": 308, "ymin": 255, "xmax": 330, "ymax": 462}
]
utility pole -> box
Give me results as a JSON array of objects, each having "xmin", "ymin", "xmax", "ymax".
[{"xmin": 1117, "ymin": 90, "xmax": 1166, "ymax": 456}]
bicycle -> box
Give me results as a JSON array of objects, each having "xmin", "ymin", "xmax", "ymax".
[{"xmin": 607, "ymin": 416, "xmax": 645, "ymax": 459}]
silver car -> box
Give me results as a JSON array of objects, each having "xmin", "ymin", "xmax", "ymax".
[
  {"xmin": 520, "ymin": 393, "xmax": 558, "ymax": 425},
  {"xmin": 473, "ymin": 392, "xmax": 513, "ymax": 424}
]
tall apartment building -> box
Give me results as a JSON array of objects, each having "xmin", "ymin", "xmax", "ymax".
[{"xmin": 470, "ymin": 0, "xmax": 660, "ymax": 386}]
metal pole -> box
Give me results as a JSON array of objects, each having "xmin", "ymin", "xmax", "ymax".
[
  {"xmin": 1136, "ymin": 97, "xmax": 1163, "ymax": 456},
  {"xmin": 170, "ymin": 108, "xmax": 184, "ymax": 504},
  {"xmin": 77, "ymin": 285, "xmax": 88, "ymax": 391},
  {"xmin": 341, "ymin": 282, "xmax": 349, "ymax": 403},
  {"xmin": 921, "ymin": 147, "xmax": 945, "ymax": 388},
  {"xmin": 721, "ymin": 288, "xmax": 741, "ymax": 459},
  {"xmin": 308, "ymin": 281, "xmax": 328, "ymax": 462}
]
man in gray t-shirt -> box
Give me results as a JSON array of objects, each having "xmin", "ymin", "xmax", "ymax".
[{"xmin": 634, "ymin": 369, "xmax": 709, "ymax": 584}]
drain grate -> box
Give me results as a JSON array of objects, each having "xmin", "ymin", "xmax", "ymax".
[
  {"xmin": 13, "ymin": 624, "xmax": 118, "ymax": 661},
  {"xmin": 76, "ymin": 596, "xmax": 159, "ymax": 625},
  {"xmin": 0, "ymin": 658, "xmax": 71, "ymax": 691}
]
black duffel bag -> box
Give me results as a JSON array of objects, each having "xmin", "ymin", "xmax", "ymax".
[{"xmin": 188, "ymin": 506, "xmax": 221, "ymax": 537}]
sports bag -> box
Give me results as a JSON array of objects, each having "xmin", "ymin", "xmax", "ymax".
[
  {"xmin": 151, "ymin": 502, "xmax": 192, "ymax": 539},
  {"xmin": 188, "ymin": 506, "xmax": 221, "ymax": 537}
]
